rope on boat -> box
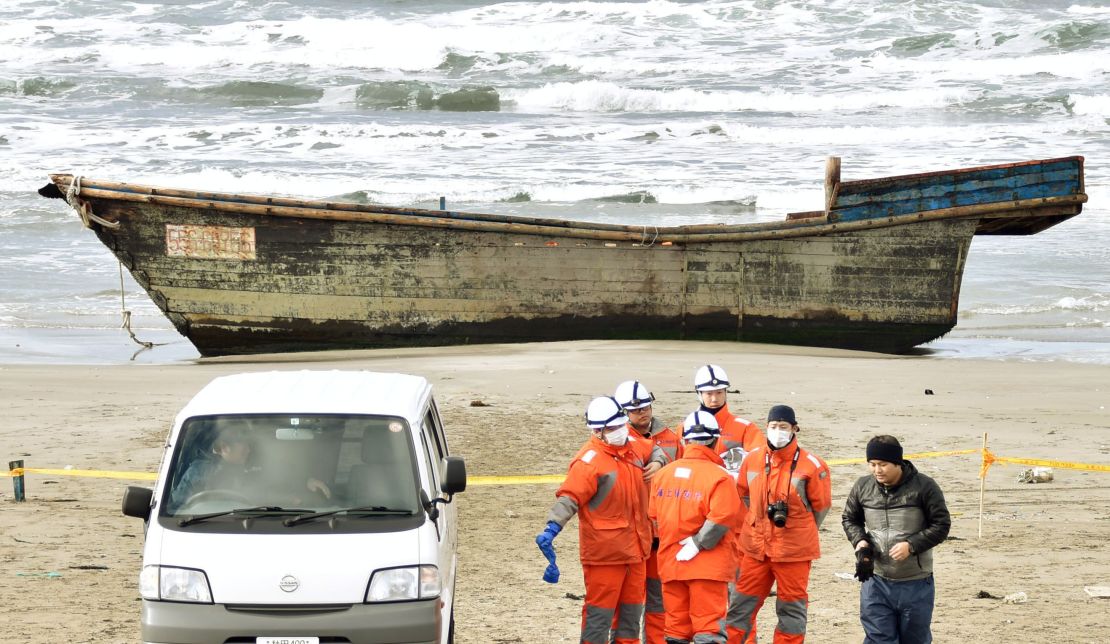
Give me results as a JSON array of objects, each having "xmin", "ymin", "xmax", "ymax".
[
  {"xmin": 66, "ymin": 175, "xmax": 119, "ymax": 230},
  {"xmin": 639, "ymin": 225, "xmax": 658, "ymax": 247},
  {"xmin": 117, "ymin": 262, "xmax": 165, "ymax": 358}
]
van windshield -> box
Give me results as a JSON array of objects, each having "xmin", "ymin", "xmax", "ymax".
[{"xmin": 162, "ymin": 414, "xmax": 421, "ymax": 519}]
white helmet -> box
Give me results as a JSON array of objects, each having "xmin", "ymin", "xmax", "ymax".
[
  {"xmin": 682, "ymin": 410, "xmax": 721, "ymax": 442},
  {"xmin": 585, "ymin": 396, "xmax": 628, "ymax": 429},
  {"xmin": 694, "ymin": 364, "xmax": 730, "ymax": 392},
  {"xmin": 614, "ymin": 380, "xmax": 656, "ymax": 410}
]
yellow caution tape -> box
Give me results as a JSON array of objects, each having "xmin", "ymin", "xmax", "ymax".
[
  {"xmin": 4, "ymin": 448, "xmax": 1105, "ymax": 485},
  {"xmin": 2, "ymin": 467, "xmax": 562, "ymax": 486},
  {"xmin": 908, "ymin": 448, "xmax": 982, "ymax": 460},
  {"xmin": 474, "ymin": 450, "xmax": 985, "ymax": 483},
  {"xmin": 986, "ymin": 455, "xmax": 1110, "ymax": 473},
  {"xmin": 469, "ymin": 474, "xmax": 564, "ymax": 486},
  {"xmin": 826, "ymin": 448, "xmax": 980, "ymax": 466},
  {"xmin": 3, "ymin": 467, "xmax": 157, "ymax": 481}
]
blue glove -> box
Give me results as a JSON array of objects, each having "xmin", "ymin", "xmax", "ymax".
[
  {"xmin": 543, "ymin": 561, "xmax": 560, "ymax": 584},
  {"xmin": 535, "ymin": 521, "xmax": 561, "ymax": 553},
  {"xmin": 536, "ymin": 521, "xmax": 562, "ymax": 583}
]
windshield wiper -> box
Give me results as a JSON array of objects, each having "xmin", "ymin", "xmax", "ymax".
[
  {"xmin": 283, "ymin": 505, "xmax": 415, "ymax": 526},
  {"xmin": 178, "ymin": 506, "xmax": 313, "ymax": 527}
]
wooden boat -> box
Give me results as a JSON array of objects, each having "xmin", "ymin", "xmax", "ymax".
[{"xmin": 40, "ymin": 156, "xmax": 1086, "ymax": 356}]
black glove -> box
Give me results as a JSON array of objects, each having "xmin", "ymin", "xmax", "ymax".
[{"xmin": 855, "ymin": 544, "xmax": 875, "ymax": 582}]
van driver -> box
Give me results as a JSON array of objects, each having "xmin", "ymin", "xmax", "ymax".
[{"xmin": 172, "ymin": 423, "xmax": 331, "ymax": 508}]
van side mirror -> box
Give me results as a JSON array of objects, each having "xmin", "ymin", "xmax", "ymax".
[
  {"xmin": 441, "ymin": 456, "xmax": 466, "ymax": 495},
  {"xmin": 122, "ymin": 486, "xmax": 154, "ymax": 520},
  {"xmin": 422, "ymin": 457, "xmax": 467, "ymax": 520}
]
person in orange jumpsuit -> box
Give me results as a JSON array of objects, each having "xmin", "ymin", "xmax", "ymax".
[
  {"xmin": 617, "ymin": 379, "xmax": 685, "ymax": 463},
  {"xmin": 687, "ymin": 364, "xmax": 766, "ymax": 643},
  {"xmin": 614, "ymin": 380, "xmax": 676, "ymax": 479},
  {"xmin": 649, "ymin": 410, "xmax": 742, "ymax": 644},
  {"xmin": 536, "ymin": 396, "xmax": 654, "ymax": 644},
  {"xmin": 733, "ymin": 405, "xmax": 831, "ymax": 643},
  {"xmin": 615, "ymin": 379, "xmax": 684, "ymax": 644},
  {"xmin": 689, "ymin": 364, "xmax": 765, "ymax": 463}
]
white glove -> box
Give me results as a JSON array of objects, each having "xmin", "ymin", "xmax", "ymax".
[{"xmin": 676, "ymin": 536, "xmax": 700, "ymax": 562}]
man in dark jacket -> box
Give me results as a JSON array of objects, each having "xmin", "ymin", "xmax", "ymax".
[{"xmin": 842, "ymin": 435, "xmax": 951, "ymax": 644}]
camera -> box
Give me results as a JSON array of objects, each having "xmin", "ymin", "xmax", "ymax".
[{"xmin": 767, "ymin": 501, "xmax": 789, "ymax": 527}]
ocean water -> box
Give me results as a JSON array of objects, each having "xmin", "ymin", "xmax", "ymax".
[{"xmin": 0, "ymin": 0, "xmax": 1107, "ymax": 364}]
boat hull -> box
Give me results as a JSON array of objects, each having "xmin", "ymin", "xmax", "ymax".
[
  {"xmin": 43, "ymin": 156, "xmax": 1083, "ymax": 356},
  {"xmin": 84, "ymin": 200, "xmax": 973, "ymax": 356}
]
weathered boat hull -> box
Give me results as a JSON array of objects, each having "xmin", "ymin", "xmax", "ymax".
[{"xmin": 43, "ymin": 157, "xmax": 1085, "ymax": 356}]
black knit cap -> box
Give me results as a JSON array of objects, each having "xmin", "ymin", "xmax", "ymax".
[
  {"xmin": 767, "ymin": 404, "xmax": 797, "ymax": 425},
  {"xmin": 866, "ymin": 436, "xmax": 904, "ymax": 464}
]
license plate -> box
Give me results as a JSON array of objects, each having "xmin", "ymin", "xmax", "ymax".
[{"xmin": 257, "ymin": 638, "xmax": 319, "ymax": 644}]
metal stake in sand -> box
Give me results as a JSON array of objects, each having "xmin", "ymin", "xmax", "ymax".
[
  {"xmin": 978, "ymin": 433, "xmax": 988, "ymax": 540},
  {"xmin": 8, "ymin": 459, "xmax": 26, "ymax": 502}
]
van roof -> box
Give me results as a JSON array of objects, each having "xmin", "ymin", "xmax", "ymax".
[{"xmin": 176, "ymin": 370, "xmax": 432, "ymax": 423}]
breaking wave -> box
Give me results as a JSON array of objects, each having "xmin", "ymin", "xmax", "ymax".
[
  {"xmin": 965, "ymin": 294, "xmax": 1110, "ymax": 317},
  {"xmin": 354, "ymin": 82, "xmax": 501, "ymax": 111},
  {"xmin": 0, "ymin": 76, "xmax": 76, "ymax": 97},
  {"xmin": 506, "ymin": 81, "xmax": 974, "ymax": 113}
]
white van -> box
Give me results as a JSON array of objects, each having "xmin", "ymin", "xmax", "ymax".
[{"xmin": 123, "ymin": 370, "xmax": 466, "ymax": 644}]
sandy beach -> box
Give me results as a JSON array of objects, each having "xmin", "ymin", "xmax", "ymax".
[{"xmin": 2, "ymin": 339, "xmax": 1109, "ymax": 643}]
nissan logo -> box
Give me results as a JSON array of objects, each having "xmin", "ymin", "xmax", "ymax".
[{"xmin": 279, "ymin": 575, "xmax": 299, "ymax": 592}]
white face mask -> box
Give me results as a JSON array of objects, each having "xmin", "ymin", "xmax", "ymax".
[
  {"xmin": 603, "ymin": 425, "xmax": 629, "ymax": 446},
  {"xmin": 766, "ymin": 428, "xmax": 794, "ymax": 449}
]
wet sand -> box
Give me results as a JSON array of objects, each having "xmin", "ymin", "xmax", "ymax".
[{"xmin": 2, "ymin": 340, "xmax": 1109, "ymax": 643}]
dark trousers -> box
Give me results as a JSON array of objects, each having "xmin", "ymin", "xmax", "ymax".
[{"xmin": 860, "ymin": 574, "xmax": 934, "ymax": 644}]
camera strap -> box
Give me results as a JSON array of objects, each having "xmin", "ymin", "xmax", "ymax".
[{"xmin": 763, "ymin": 447, "xmax": 802, "ymax": 509}]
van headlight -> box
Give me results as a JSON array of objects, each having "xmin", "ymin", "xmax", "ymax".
[
  {"xmin": 140, "ymin": 565, "xmax": 213, "ymax": 603},
  {"xmin": 365, "ymin": 565, "xmax": 440, "ymax": 602}
]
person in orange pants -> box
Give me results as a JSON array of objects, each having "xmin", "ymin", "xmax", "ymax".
[
  {"xmin": 733, "ymin": 405, "xmax": 831, "ymax": 643},
  {"xmin": 686, "ymin": 364, "xmax": 766, "ymax": 644},
  {"xmin": 536, "ymin": 396, "xmax": 654, "ymax": 644},
  {"xmin": 615, "ymin": 379, "xmax": 683, "ymax": 644},
  {"xmin": 650, "ymin": 410, "xmax": 742, "ymax": 644}
]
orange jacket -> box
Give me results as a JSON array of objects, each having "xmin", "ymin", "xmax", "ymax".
[
  {"xmin": 554, "ymin": 434, "xmax": 653, "ymax": 565},
  {"xmin": 642, "ymin": 418, "xmax": 684, "ymax": 463},
  {"xmin": 627, "ymin": 420, "xmax": 674, "ymax": 470},
  {"xmin": 627, "ymin": 420, "xmax": 675, "ymax": 540},
  {"xmin": 737, "ymin": 441, "xmax": 831, "ymax": 562},
  {"xmin": 714, "ymin": 405, "xmax": 763, "ymax": 545},
  {"xmin": 677, "ymin": 406, "xmax": 762, "ymax": 540},
  {"xmin": 712, "ymin": 405, "xmax": 766, "ymax": 456},
  {"xmin": 679, "ymin": 405, "xmax": 765, "ymax": 457},
  {"xmin": 649, "ymin": 444, "xmax": 742, "ymax": 582}
]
